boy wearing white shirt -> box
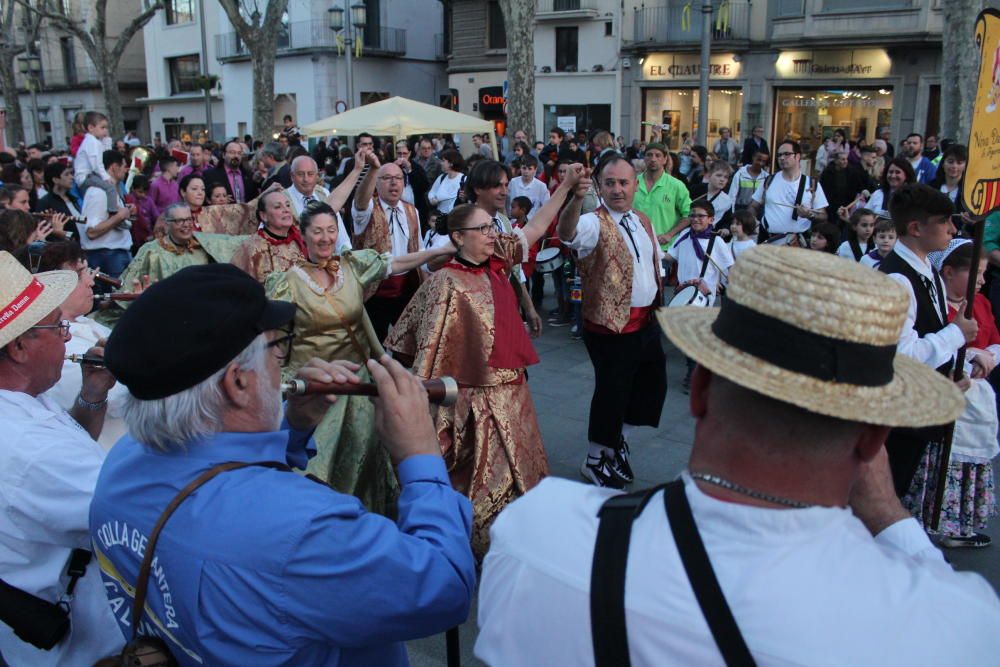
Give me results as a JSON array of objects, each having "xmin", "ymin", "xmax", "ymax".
[
  {"xmin": 668, "ymin": 201, "xmax": 734, "ymax": 307},
  {"xmin": 507, "ymin": 154, "xmax": 550, "ymax": 220}
]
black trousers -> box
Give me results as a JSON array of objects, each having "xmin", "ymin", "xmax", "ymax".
[
  {"xmin": 366, "ymin": 295, "xmax": 410, "ymax": 345},
  {"xmin": 884, "ymin": 430, "xmax": 931, "ymax": 498},
  {"xmin": 582, "ymin": 322, "xmax": 668, "ymax": 449}
]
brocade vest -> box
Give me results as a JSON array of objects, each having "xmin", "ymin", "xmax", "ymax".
[
  {"xmin": 354, "ymin": 198, "xmax": 422, "ymax": 301},
  {"xmin": 577, "ymin": 206, "xmax": 660, "ymax": 334}
]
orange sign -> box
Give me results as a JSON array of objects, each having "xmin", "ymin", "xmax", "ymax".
[{"xmin": 964, "ymin": 9, "xmax": 1000, "ymax": 216}]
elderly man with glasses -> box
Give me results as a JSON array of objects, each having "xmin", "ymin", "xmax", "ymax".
[{"xmin": 0, "ymin": 251, "xmax": 123, "ymax": 664}]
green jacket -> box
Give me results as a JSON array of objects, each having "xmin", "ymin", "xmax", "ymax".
[{"xmin": 634, "ymin": 171, "xmax": 691, "ymax": 249}]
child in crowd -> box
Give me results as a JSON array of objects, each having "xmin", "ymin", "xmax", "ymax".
[
  {"xmin": 809, "ymin": 222, "xmax": 840, "ymax": 253},
  {"xmin": 860, "ymin": 218, "xmax": 897, "ymax": 269},
  {"xmin": 693, "ymin": 162, "xmax": 733, "ymax": 232},
  {"xmin": 123, "ymin": 174, "xmax": 157, "ymax": 250},
  {"xmin": 837, "ymin": 208, "xmax": 877, "ymax": 261},
  {"xmin": 207, "ymin": 183, "xmax": 231, "ymax": 205},
  {"xmin": 510, "ymin": 196, "xmax": 539, "ymax": 281},
  {"xmin": 668, "ymin": 201, "xmax": 735, "ymax": 393},
  {"xmin": 905, "ymin": 240, "xmax": 999, "ymax": 548},
  {"xmin": 729, "ymin": 209, "xmax": 757, "ymax": 260},
  {"xmin": 73, "ymin": 111, "xmax": 119, "ymax": 213},
  {"xmin": 507, "ymin": 154, "xmax": 550, "ymax": 219}
]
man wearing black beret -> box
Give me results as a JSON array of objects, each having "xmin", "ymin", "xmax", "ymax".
[{"xmin": 90, "ymin": 263, "xmax": 476, "ymax": 665}]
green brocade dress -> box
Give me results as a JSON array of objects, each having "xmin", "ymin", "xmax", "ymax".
[{"xmin": 264, "ymin": 250, "xmax": 398, "ymax": 515}]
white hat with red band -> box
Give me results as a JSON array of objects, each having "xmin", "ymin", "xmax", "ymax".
[{"xmin": 0, "ymin": 250, "xmax": 77, "ymax": 349}]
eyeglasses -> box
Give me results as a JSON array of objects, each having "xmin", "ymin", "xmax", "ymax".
[
  {"xmin": 689, "ymin": 213, "xmax": 711, "ymax": 220},
  {"xmin": 455, "ymin": 224, "xmax": 498, "ymax": 236},
  {"xmin": 167, "ymin": 216, "xmax": 195, "ymax": 225},
  {"xmin": 266, "ymin": 329, "xmax": 296, "ymax": 366},
  {"xmin": 30, "ymin": 319, "xmax": 71, "ymax": 338},
  {"xmin": 776, "ymin": 152, "xmax": 796, "ymax": 158}
]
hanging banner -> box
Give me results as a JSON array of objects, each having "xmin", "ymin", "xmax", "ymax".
[{"xmin": 965, "ymin": 8, "xmax": 1000, "ymax": 216}]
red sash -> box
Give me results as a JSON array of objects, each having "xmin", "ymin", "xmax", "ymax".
[
  {"xmin": 257, "ymin": 225, "xmax": 307, "ymax": 256},
  {"xmin": 583, "ymin": 305, "xmax": 655, "ymax": 335}
]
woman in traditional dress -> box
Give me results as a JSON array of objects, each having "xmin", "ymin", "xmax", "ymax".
[
  {"xmin": 265, "ymin": 202, "xmax": 455, "ymax": 513},
  {"xmin": 232, "ymin": 153, "xmax": 368, "ymax": 284},
  {"xmin": 385, "ymin": 182, "xmax": 573, "ymax": 559}
]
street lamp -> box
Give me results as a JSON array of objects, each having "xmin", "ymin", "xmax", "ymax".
[
  {"xmin": 18, "ymin": 53, "xmax": 42, "ymax": 145},
  {"xmin": 328, "ymin": 1, "xmax": 367, "ymax": 110}
]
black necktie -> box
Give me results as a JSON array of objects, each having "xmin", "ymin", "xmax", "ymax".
[
  {"xmin": 493, "ymin": 216, "xmax": 503, "ymax": 233},
  {"xmin": 619, "ymin": 213, "xmax": 641, "ymax": 264},
  {"xmin": 390, "ymin": 207, "xmax": 406, "ymax": 238},
  {"xmin": 923, "ymin": 271, "xmax": 947, "ymax": 324}
]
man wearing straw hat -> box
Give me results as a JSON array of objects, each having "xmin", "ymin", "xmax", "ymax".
[
  {"xmin": 476, "ymin": 246, "xmax": 1000, "ymax": 665},
  {"xmin": 0, "ymin": 251, "xmax": 123, "ymax": 663}
]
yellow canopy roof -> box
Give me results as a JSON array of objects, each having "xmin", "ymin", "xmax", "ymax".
[{"xmin": 301, "ymin": 96, "xmax": 498, "ymax": 158}]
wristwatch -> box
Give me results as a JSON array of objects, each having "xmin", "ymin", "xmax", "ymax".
[{"xmin": 75, "ymin": 393, "xmax": 108, "ymax": 411}]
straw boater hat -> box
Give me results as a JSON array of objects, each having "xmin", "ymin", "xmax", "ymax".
[
  {"xmin": 0, "ymin": 251, "xmax": 77, "ymax": 349},
  {"xmin": 657, "ymin": 245, "xmax": 964, "ymax": 428}
]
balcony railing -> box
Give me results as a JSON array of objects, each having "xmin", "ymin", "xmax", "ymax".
[
  {"xmin": 215, "ymin": 21, "xmax": 406, "ymax": 60},
  {"xmin": 626, "ymin": 1, "xmax": 750, "ymax": 46},
  {"xmin": 537, "ymin": 0, "xmax": 600, "ymax": 14},
  {"xmin": 18, "ymin": 66, "xmax": 146, "ymax": 89}
]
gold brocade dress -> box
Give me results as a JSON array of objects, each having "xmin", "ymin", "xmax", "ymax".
[
  {"xmin": 231, "ymin": 232, "xmax": 306, "ymax": 284},
  {"xmin": 385, "ymin": 234, "xmax": 548, "ymax": 559},
  {"xmin": 264, "ymin": 250, "xmax": 398, "ymax": 515}
]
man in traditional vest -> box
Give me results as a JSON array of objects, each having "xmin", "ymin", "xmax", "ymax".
[
  {"xmin": 878, "ymin": 184, "xmax": 978, "ymax": 496},
  {"xmin": 352, "ymin": 159, "xmax": 423, "ymax": 342},
  {"xmin": 285, "ymin": 155, "xmax": 352, "ymax": 254},
  {"xmin": 558, "ymin": 157, "xmax": 667, "ymax": 489}
]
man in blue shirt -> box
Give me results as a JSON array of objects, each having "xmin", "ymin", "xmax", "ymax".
[
  {"xmin": 902, "ymin": 133, "xmax": 938, "ymax": 185},
  {"xmin": 90, "ymin": 264, "xmax": 476, "ymax": 666}
]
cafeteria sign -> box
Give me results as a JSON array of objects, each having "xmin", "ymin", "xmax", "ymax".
[{"xmin": 965, "ymin": 8, "xmax": 1000, "ymax": 216}]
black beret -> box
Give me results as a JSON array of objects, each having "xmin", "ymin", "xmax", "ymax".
[{"xmin": 105, "ymin": 263, "xmax": 296, "ymax": 400}]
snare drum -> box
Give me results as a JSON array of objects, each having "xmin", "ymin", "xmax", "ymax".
[
  {"xmin": 667, "ymin": 284, "xmax": 710, "ymax": 308},
  {"xmin": 535, "ymin": 247, "xmax": 562, "ymax": 274}
]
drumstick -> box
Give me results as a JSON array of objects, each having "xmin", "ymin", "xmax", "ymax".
[{"xmin": 766, "ymin": 201, "xmax": 825, "ymax": 213}]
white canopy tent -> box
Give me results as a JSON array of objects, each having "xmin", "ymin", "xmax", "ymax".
[{"xmin": 301, "ymin": 96, "xmax": 499, "ymax": 159}]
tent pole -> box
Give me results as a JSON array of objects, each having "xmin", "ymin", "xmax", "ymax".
[{"xmin": 489, "ymin": 131, "xmax": 499, "ymax": 161}]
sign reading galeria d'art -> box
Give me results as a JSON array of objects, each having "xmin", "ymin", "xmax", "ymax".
[
  {"xmin": 775, "ymin": 49, "xmax": 892, "ymax": 79},
  {"xmin": 965, "ymin": 9, "xmax": 1000, "ymax": 216}
]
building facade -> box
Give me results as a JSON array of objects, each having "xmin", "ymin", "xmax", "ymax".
[
  {"xmin": 142, "ymin": 0, "xmax": 449, "ymax": 143},
  {"xmin": 620, "ymin": 0, "xmax": 944, "ymax": 172},
  {"xmin": 0, "ymin": 0, "xmax": 149, "ymax": 149}
]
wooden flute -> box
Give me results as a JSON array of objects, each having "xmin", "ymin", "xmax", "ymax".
[{"xmin": 281, "ymin": 376, "xmax": 458, "ymax": 406}]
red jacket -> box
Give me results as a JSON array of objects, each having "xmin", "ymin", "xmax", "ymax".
[{"xmin": 947, "ymin": 293, "xmax": 1000, "ymax": 351}]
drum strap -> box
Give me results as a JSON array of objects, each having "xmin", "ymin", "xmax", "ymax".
[{"xmin": 699, "ymin": 235, "xmax": 717, "ymax": 279}]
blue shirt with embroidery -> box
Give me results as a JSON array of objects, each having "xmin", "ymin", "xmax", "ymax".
[{"xmin": 90, "ymin": 421, "xmax": 475, "ymax": 666}]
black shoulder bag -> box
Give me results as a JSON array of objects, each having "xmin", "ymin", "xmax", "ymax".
[{"xmin": 590, "ymin": 480, "xmax": 756, "ymax": 667}]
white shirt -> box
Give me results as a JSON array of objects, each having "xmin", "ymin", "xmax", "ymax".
[
  {"xmin": 836, "ymin": 240, "xmax": 873, "ymax": 262},
  {"xmin": 729, "ymin": 238, "xmax": 756, "ymax": 260},
  {"xmin": 73, "ymin": 133, "xmax": 112, "ymax": 185},
  {"xmin": 421, "ymin": 228, "xmax": 453, "ymax": 273},
  {"xmin": 668, "ymin": 230, "xmax": 734, "ymax": 305},
  {"xmin": 751, "ymin": 172, "xmax": 829, "ymax": 234},
  {"xmin": 80, "ymin": 185, "xmax": 131, "ymax": 251},
  {"xmin": 287, "ymin": 185, "xmax": 352, "ymax": 253},
  {"xmin": 475, "ymin": 475, "xmax": 1000, "ymax": 667},
  {"xmin": 427, "ymin": 172, "xmax": 464, "ymax": 214},
  {"xmin": 564, "ymin": 208, "xmax": 661, "ymax": 308},
  {"xmin": 700, "ymin": 189, "xmax": 732, "ymax": 227},
  {"xmin": 0, "ymin": 391, "xmax": 124, "ymax": 665},
  {"xmin": 41, "ymin": 315, "xmax": 128, "ymax": 449},
  {"xmin": 866, "ymin": 188, "xmax": 890, "ymax": 217},
  {"xmin": 508, "ymin": 176, "xmax": 550, "ymax": 220},
  {"xmin": 352, "ymin": 198, "xmax": 421, "ymax": 274},
  {"xmin": 885, "ymin": 241, "xmax": 966, "ymax": 369}
]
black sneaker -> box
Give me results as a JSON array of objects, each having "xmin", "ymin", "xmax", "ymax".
[
  {"xmin": 548, "ymin": 316, "xmax": 571, "ymax": 327},
  {"xmin": 570, "ymin": 324, "xmax": 581, "ymax": 340},
  {"xmin": 940, "ymin": 533, "xmax": 992, "ymax": 548},
  {"xmin": 580, "ymin": 452, "xmax": 626, "ymax": 489},
  {"xmin": 612, "ymin": 438, "xmax": 634, "ymax": 483}
]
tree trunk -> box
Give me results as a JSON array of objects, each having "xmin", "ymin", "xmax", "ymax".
[
  {"xmin": 499, "ymin": 0, "xmax": 535, "ymax": 142},
  {"xmin": 0, "ymin": 52, "xmax": 26, "ymax": 146},
  {"xmin": 941, "ymin": 0, "xmax": 982, "ymax": 143},
  {"xmin": 98, "ymin": 55, "xmax": 126, "ymax": 139},
  {"xmin": 251, "ymin": 39, "xmax": 278, "ymax": 140}
]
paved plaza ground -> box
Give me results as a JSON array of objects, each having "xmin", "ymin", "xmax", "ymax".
[{"xmin": 408, "ymin": 295, "xmax": 1000, "ymax": 666}]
